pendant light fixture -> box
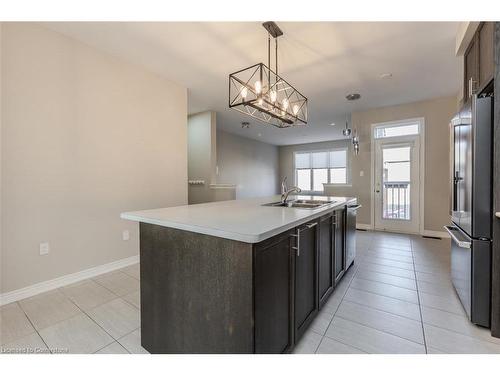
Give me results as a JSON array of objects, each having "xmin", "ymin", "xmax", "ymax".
[
  {"xmin": 228, "ymin": 22, "xmax": 308, "ymax": 128},
  {"xmin": 344, "ymin": 93, "xmax": 361, "ymax": 155}
]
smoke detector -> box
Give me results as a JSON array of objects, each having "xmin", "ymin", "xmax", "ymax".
[{"xmin": 345, "ymin": 93, "xmax": 361, "ymax": 101}]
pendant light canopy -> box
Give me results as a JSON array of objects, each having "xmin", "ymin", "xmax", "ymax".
[{"xmin": 228, "ymin": 22, "xmax": 308, "ymax": 128}]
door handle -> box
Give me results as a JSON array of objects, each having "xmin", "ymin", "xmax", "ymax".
[
  {"xmin": 290, "ymin": 230, "xmax": 300, "ymax": 256},
  {"xmin": 306, "ymin": 222, "xmax": 318, "ymax": 229},
  {"xmin": 348, "ymin": 204, "xmax": 362, "ymax": 210},
  {"xmin": 444, "ymin": 225, "xmax": 471, "ymax": 249},
  {"xmin": 375, "ymin": 190, "xmax": 380, "ymax": 193}
]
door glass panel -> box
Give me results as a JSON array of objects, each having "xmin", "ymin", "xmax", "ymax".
[{"xmin": 382, "ymin": 146, "xmax": 411, "ymax": 220}]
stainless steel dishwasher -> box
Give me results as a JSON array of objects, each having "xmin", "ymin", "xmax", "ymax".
[{"xmin": 345, "ymin": 203, "xmax": 362, "ymax": 268}]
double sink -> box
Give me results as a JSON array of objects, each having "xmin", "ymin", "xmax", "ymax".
[{"xmin": 262, "ymin": 199, "xmax": 336, "ymax": 209}]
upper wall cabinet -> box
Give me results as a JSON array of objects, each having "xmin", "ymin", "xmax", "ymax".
[
  {"xmin": 464, "ymin": 22, "xmax": 494, "ymax": 101},
  {"xmin": 479, "ymin": 22, "xmax": 494, "ymax": 86}
]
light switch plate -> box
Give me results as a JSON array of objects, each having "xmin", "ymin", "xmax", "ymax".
[
  {"xmin": 360, "ymin": 170, "xmax": 364, "ymax": 177},
  {"xmin": 39, "ymin": 242, "xmax": 50, "ymax": 255},
  {"xmin": 122, "ymin": 230, "xmax": 130, "ymax": 241}
]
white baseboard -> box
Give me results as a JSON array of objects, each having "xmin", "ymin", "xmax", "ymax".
[
  {"xmin": 0, "ymin": 255, "xmax": 139, "ymax": 306},
  {"xmin": 356, "ymin": 223, "xmax": 373, "ymax": 230},
  {"xmin": 422, "ymin": 230, "xmax": 450, "ymax": 239}
]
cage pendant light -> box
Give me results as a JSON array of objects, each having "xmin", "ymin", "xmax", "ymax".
[{"xmin": 228, "ymin": 22, "xmax": 308, "ymax": 128}]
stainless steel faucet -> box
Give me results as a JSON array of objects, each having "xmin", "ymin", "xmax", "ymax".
[
  {"xmin": 281, "ymin": 186, "xmax": 301, "ymax": 204},
  {"xmin": 281, "ymin": 176, "xmax": 288, "ymax": 195}
]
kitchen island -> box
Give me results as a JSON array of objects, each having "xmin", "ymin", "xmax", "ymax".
[{"xmin": 121, "ymin": 195, "xmax": 358, "ymax": 354}]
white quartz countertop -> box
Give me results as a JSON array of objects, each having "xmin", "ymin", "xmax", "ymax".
[{"xmin": 121, "ymin": 195, "xmax": 356, "ymax": 243}]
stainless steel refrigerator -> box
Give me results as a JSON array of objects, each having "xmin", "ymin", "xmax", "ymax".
[{"xmin": 445, "ymin": 94, "xmax": 493, "ymax": 327}]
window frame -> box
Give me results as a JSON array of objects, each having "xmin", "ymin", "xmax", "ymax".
[
  {"xmin": 293, "ymin": 147, "xmax": 350, "ymax": 194},
  {"xmin": 373, "ymin": 120, "xmax": 420, "ymax": 139}
]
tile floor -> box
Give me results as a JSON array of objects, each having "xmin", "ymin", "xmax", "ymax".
[
  {"xmin": 293, "ymin": 230, "xmax": 500, "ymax": 354},
  {"xmin": 1, "ymin": 230, "xmax": 500, "ymax": 354}
]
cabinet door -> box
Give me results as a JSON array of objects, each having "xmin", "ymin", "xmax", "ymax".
[
  {"xmin": 464, "ymin": 36, "xmax": 479, "ymax": 100},
  {"xmin": 254, "ymin": 230, "xmax": 294, "ymax": 353},
  {"xmin": 294, "ymin": 220, "xmax": 319, "ymax": 341},
  {"xmin": 334, "ymin": 209, "xmax": 346, "ymax": 284},
  {"xmin": 318, "ymin": 213, "xmax": 335, "ymax": 309},
  {"xmin": 479, "ymin": 22, "xmax": 494, "ymax": 87}
]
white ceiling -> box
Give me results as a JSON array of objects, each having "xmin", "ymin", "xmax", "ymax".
[{"xmin": 44, "ymin": 22, "xmax": 460, "ymax": 146}]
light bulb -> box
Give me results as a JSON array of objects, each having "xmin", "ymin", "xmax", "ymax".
[
  {"xmin": 270, "ymin": 90, "xmax": 277, "ymax": 102},
  {"xmin": 282, "ymin": 98, "xmax": 289, "ymax": 110},
  {"xmin": 292, "ymin": 104, "xmax": 299, "ymax": 115},
  {"xmin": 240, "ymin": 87, "xmax": 248, "ymax": 99},
  {"xmin": 255, "ymin": 80, "xmax": 262, "ymax": 94}
]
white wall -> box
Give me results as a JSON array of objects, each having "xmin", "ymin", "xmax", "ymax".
[
  {"xmin": 1, "ymin": 23, "xmax": 188, "ymax": 293},
  {"xmin": 217, "ymin": 130, "xmax": 279, "ymax": 199}
]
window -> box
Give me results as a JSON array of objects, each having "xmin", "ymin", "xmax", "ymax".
[
  {"xmin": 374, "ymin": 123, "xmax": 419, "ymax": 139},
  {"xmin": 294, "ymin": 149, "xmax": 349, "ymax": 192}
]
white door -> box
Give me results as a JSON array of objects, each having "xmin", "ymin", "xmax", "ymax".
[{"xmin": 374, "ymin": 136, "xmax": 420, "ymax": 233}]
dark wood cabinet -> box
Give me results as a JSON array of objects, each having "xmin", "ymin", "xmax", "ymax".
[
  {"xmin": 318, "ymin": 213, "xmax": 335, "ymax": 309},
  {"xmin": 464, "ymin": 35, "xmax": 479, "ymax": 100},
  {"xmin": 294, "ymin": 220, "xmax": 319, "ymax": 341},
  {"xmin": 334, "ymin": 209, "xmax": 346, "ymax": 284},
  {"xmin": 139, "ymin": 205, "xmax": 354, "ymax": 353},
  {"xmin": 479, "ymin": 22, "xmax": 494, "ymax": 88},
  {"xmin": 254, "ymin": 230, "xmax": 295, "ymax": 353},
  {"xmin": 463, "ymin": 22, "xmax": 494, "ymax": 101}
]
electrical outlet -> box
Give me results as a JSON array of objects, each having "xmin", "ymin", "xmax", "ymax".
[
  {"xmin": 39, "ymin": 242, "xmax": 50, "ymax": 255},
  {"xmin": 122, "ymin": 230, "xmax": 130, "ymax": 241}
]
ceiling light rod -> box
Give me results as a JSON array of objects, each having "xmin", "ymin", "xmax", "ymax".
[{"xmin": 228, "ymin": 21, "xmax": 308, "ymax": 128}]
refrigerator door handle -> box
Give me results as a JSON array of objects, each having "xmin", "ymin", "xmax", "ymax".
[{"xmin": 444, "ymin": 225, "xmax": 471, "ymax": 249}]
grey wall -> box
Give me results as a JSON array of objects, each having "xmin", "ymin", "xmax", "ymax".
[
  {"xmin": 216, "ymin": 130, "xmax": 279, "ymax": 199},
  {"xmin": 188, "ymin": 111, "xmax": 217, "ymax": 204}
]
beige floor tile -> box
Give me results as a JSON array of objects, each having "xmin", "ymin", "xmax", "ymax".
[
  {"xmin": 0, "ymin": 303, "xmax": 35, "ymax": 345},
  {"xmin": 358, "ymin": 256, "xmax": 415, "ymax": 271},
  {"xmin": 418, "ymin": 291, "xmax": 466, "ymax": 316},
  {"xmin": 95, "ymin": 341, "xmax": 129, "ymax": 354},
  {"xmin": 309, "ymin": 310, "xmax": 333, "ymax": 335},
  {"xmin": 118, "ymin": 329, "xmax": 149, "ymax": 354},
  {"xmin": 358, "ymin": 262, "xmax": 415, "ymax": 279},
  {"xmin": 0, "ymin": 332, "xmax": 48, "ymax": 354},
  {"xmin": 360, "ymin": 252, "xmax": 414, "ymax": 265},
  {"xmin": 121, "ymin": 264, "xmax": 140, "ymax": 280},
  {"xmin": 336, "ymin": 301, "xmax": 424, "ymax": 344},
  {"xmin": 61, "ymin": 279, "xmax": 117, "ymax": 311},
  {"xmin": 316, "ymin": 336, "xmax": 366, "ymax": 354},
  {"xmin": 123, "ymin": 291, "xmax": 140, "ymax": 309},
  {"xmin": 94, "ymin": 271, "xmax": 139, "ymax": 297},
  {"xmin": 350, "ymin": 277, "xmax": 419, "ymax": 304},
  {"xmin": 427, "ymin": 346, "xmax": 447, "ymax": 354},
  {"xmin": 87, "ymin": 298, "xmax": 140, "ymax": 340},
  {"xmin": 292, "ymin": 329, "xmax": 322, "ymax": 354},
  {"xmin": 421, "ymin": 306, "xmax": 500, "ymax": 344},
  {"xmin": 325, "ymin": 317, "xmax": 425, "ymax": 354},
  {"xmin": 19, "ymin": 290, "xmax": 81, "ymax": 330},
  {"xmin": 355, "ymin": 269, "xmax": 417, "ymax": 290},
  {"xmin": 417, "ymin": 280, "xmax": 456, "ymax": 297},
  {"xmin": 321, "ymin": 295, "xmax": 342, "ymax": 315},
  {"xmin": 414, "ymin": 263, "xmax": 450, "ymax": 275},
  {"xmin": 415, "ymin": 271, "xmax": 451, "ymax": 285},
  {"xmin": 424, "ymin": 324, "xmax": 500, "ymax": 354},
  {"xmin": 38, "ymin": 313, "xmax": 113, "ymax": 354},
  {"xmin": 344, "ymin": 288, "xmax": 421, "ymax": 321}
]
